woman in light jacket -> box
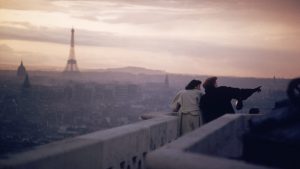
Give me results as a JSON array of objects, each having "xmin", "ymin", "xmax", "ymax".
[{"xmin": 171, "ymin": 79, "xmax": 203, "ymax": 136}]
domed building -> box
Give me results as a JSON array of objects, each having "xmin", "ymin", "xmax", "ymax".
[{"xmin": 17, "ymin": 61, "xmax": 27, "ymax": 78}]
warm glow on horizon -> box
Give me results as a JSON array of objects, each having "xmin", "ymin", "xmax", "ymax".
[{"xmin": 0, "ymin": 0, "xmax": 300, "ymax": 78}]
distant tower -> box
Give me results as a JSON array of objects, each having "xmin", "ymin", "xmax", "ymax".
[
  {"xmin": 22, "ymin": 74, "xmax": 31, "ymax": 88},
  {"xmin": 17, "ymin": 60, "xmax": 27, "ymax": 78},
  {"xmin": 64, "ymin": 28, "xmax": 79, "ymax": 73},
  {"xmin": 164, "ymin": 74, "xmax": 169, "ymax": 87}
]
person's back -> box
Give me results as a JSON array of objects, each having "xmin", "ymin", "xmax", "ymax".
[
  {"xmin": 200, "ymin": 86, "xmax": 241, "ymax": 123},
  {"xmin": 178, "ymin": 89, "xmax": 202, "ymax": 114},
  {"xmin": 200, "ymin": 77, "xmax": 261, "ymax": 124},
  {"xmin": 171, "ymin": 79, "xmax": 203, "ymax": 136}
]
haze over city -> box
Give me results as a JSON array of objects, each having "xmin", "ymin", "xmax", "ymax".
[
  {"xmin": 0, "ymin": 0, "xmax": 300, "ymax": 78},
  {"xmin": 2, "ymin": 1, "xmax": 300, "ymax": 168}
]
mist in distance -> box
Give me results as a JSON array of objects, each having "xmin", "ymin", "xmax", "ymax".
[{"xmin": 0, "ymin": 68, "xmax": 289, "ymax": 156}]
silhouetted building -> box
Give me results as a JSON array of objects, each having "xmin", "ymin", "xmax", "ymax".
[
  {"xmin": 17, "ymin": 60, "xmax": 27, "ymax": 78},
  {"xmin": 64, "ymin": 28, "xmax": 80, "ymax": 73},
  {"xmin": 22, "ymin": 74, "xmax": 31, "ymax": 88},
  {"xmin": 164, "ymin": 74, "xmax": 169, "ymax": 88}
]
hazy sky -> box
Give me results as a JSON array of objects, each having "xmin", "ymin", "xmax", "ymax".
[{"xmin": 0, "ymin": 0, "xmax": 299, "ymax": 78}]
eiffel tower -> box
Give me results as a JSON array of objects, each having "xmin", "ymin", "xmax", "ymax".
[{"xmin": 64, "ymin": 28, "xmax": 79, "ymax": 73}]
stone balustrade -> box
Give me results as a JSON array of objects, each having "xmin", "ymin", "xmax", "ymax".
[
  {"xmin": 0, "ymin": 112, "xmax": 178, "ymax": 169},
  {"xmin": 1, "ymin": 112, "xmax": 277, "ymax": 169},
  {"xmin": 146, "ymin": 114, "xmax": 275, "ymax": 169}
]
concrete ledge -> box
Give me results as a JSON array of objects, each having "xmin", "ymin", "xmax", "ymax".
[
  {"xmin": 146, "ymin": 149, "xmax": 271, "ymax": 169},
  {"xmin": 0, "ymin": 112, "xmax": 178, "ymax": 169},
  {"xmin": 146, "ymin": 114, "xmax": 274, "ymax": 169}
]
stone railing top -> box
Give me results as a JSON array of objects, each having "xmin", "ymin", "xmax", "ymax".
[
  {"xmin": 146, "ymin": 114, "xmax": 274, "ymax": 169},
  {"xmin": 0, "ymin": 112, "xmax": 178, "ymax": 169}
]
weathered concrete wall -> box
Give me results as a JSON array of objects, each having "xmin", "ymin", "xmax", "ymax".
[
  {"xmin": 146, "ymin": 114, "xmax": 275, "ymax": 169},
  {"xmin": 186, "ymin": 114, "xmax": 251, "ymax": 158},
  {"xmin": 0, "ymin": 113, "xmax": 178, "ymax": 169}
]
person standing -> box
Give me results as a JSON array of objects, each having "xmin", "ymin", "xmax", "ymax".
[
  {"xmin": 171, "ymin": 79, "xmax": 203, "ymax": 136},
  {"xmin": 200, "ymin": 76, "xmax": 261, "ymax": 124}
]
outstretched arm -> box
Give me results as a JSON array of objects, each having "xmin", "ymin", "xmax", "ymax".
[{"xmin": 239, "ymin": 86, "xmax": 262, "ymax": 100}]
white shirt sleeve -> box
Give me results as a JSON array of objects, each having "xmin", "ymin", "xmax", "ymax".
[{"xmin": 170, "ymin": 90, "xmax": 183, "ymax": 112}]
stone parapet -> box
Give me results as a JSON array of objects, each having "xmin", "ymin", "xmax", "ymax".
[
  {"xmin": 146, "ymin": 114, "xmax": 274, "ymax": 169},
  {"xmin": 0, "ymin": 112, "xmax": 178, "ymax": 169}
]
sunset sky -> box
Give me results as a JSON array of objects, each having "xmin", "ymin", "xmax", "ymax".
[{"xmin": 0, "ymin": 0, "xmax": 299, "ymax": 78}]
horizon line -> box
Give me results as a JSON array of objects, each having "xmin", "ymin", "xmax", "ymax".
[{"xmin": 0, "ymin": 63, "xmax": 291, "ymax": 80}]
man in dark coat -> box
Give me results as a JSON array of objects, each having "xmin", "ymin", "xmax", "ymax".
[{"xmin": 200, "ymin": 76, "xmax": 261, "ymax": 123}]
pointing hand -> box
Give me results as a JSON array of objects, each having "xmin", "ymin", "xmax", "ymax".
[{"xmin": 255, "ymin": 86, "xmax": 262, "ymax": 92}]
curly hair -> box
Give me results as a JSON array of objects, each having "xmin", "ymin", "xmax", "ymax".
[
  {"xmin": 203, "ymin": 76, "xmax": 217, "ymax": 89},
  {"xmin": 185, "ymin": 79, "xmax": 202, "ymax": 90}
]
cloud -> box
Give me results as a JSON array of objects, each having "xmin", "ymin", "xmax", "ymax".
[
  {"xmin": 2, "ymin": 0, "xmax": 300, "ymax": 23},
  {"xmin": 93, "ymin": 0, "xmax": 300, "ymax": 26},
  {"xmin": 101, "ymin": 7, "xmax": 195, "ymax": 25},
  {"xmin": 0, "ymin": 25, "xmax": 69, "ymax": 45},
  {"xmin": 0, "ymin": 21, "xmax": 36, "ymax": 29},
  {"xmin": 0, "ymin": 0, "xmax": 58, "ymax": 11},
  {"xmin": 0, "ymin": 23, "xmax": 299, "ymax": 59},
  {"xmin": 1, "ymin": 0, "xmax": 299, "ymax": 77},
  {"xmin": 0, "ymin": 42, "xmax": 63, "ymax": 68},
  {"xmin": 74, "ymin": 15, "xmax": 99, "ymax": 21},
  {"xmin": 0, "ymin": 24, "xmax": 299, "ymax": 78},
  {"xmin": 0, "ymin": 44, "xmax": 24, "ymax": 64},
  {"xmin": 0, "ymin": 44, "xmax": 14, "ymax": 52}
]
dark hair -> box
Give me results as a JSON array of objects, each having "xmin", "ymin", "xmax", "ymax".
[
  {"xmin": 185, "ymin": 79, "xmax": 202, "ymax": 90},
  {"xmin": 203, "ymin": 76, "xmax": 217, "ymax": 89}
]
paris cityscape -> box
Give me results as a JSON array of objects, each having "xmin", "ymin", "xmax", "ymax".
[
  {"xmin": 1, "ymin": 1, "xmax": 300, "ymax": 169},
  {"xmin": 5, "ymin": 27, "xmax": 300, "ymax": 169},
  {"xmin": 0, "ymin": 28, "xmax": 291, "ymax": 157},
  {"xmin": 0, "ymin": 63, "xmax": 289, "ymax": 156}
]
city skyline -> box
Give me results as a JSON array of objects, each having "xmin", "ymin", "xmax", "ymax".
[{"xmin": 0, "ymin": 0, "xmax": 300, "ymax": 78}]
